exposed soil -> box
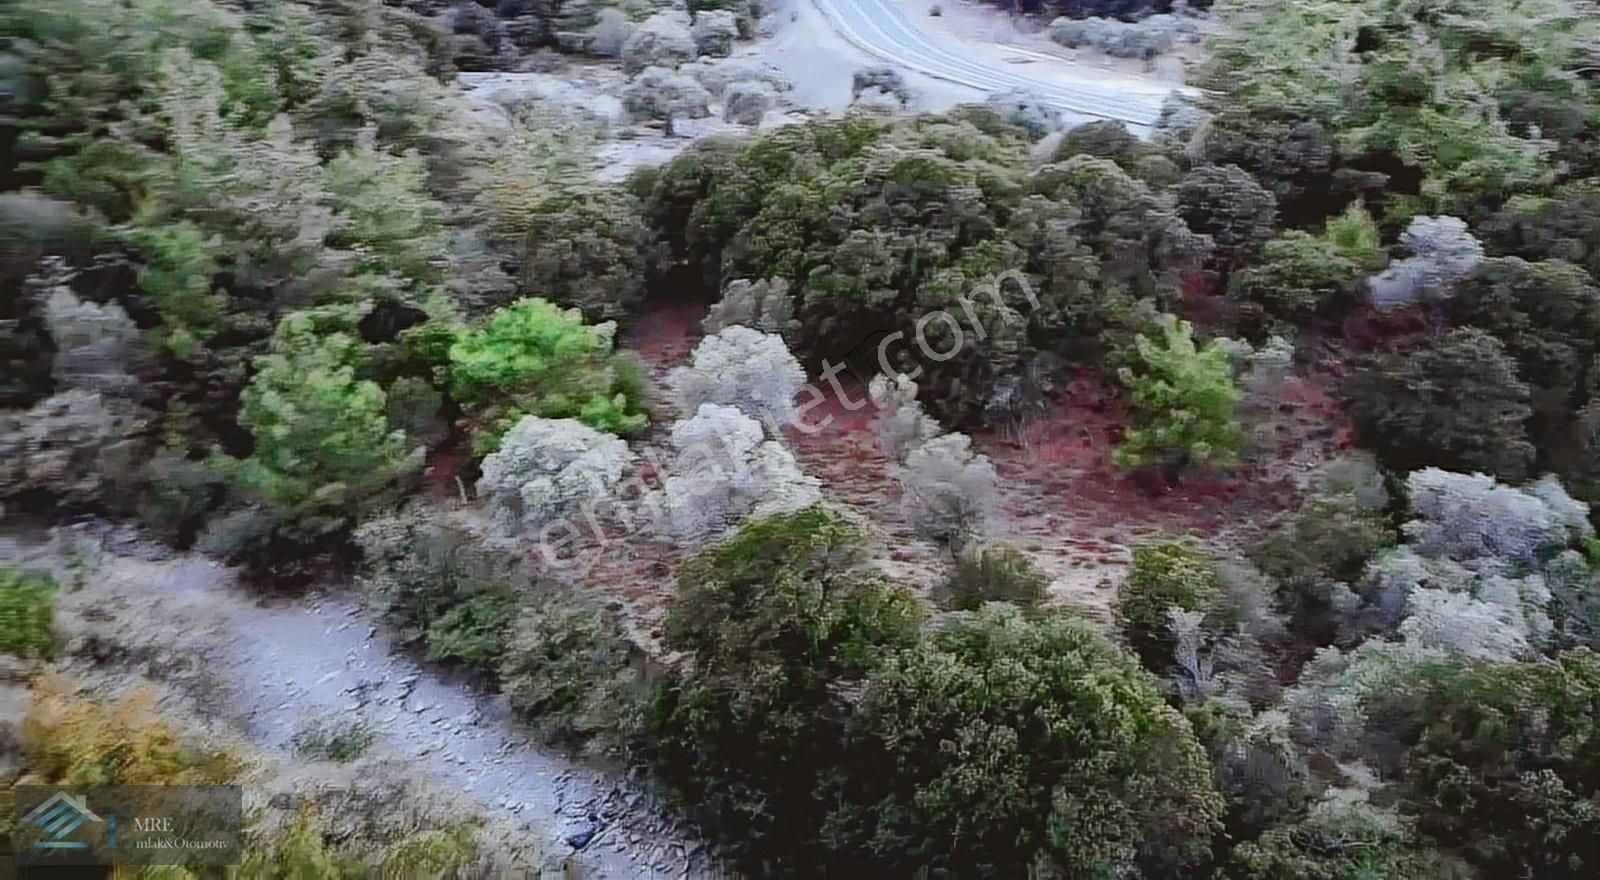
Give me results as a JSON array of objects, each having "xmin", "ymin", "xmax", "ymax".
[{"xmin": 608, "ymin": 295, "xmax": 1348, "ymax": 630}]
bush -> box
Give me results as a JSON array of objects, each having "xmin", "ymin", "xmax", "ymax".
[
  {"xmin": 1255, "ymin": 497, "xmax": 1391, "ymax": 588},
  {"xmin": 1367, "ymin": 215, "xmax": 1486, "ymax": 310},
  {"xmin": 1323, "ymin": 650, "xmax": 1600, "ymax": 876},
  {"xmin": 941, "ymin": 543, "xmax": 1048, "ymax": 610},
  {"xmin": 292, "ymin": 713, "xmax": 376, "ymax": 763},
  {"xmin": 1347, "ymin": 328, "xmax": 1536, "ymax": 480},
  {"xmin": 1253, "ymin": 495, "xmax": 1392, "ymax": 642},
  {"xmin": 649, "ymin": 403, "xmax": 821, "ymax": 537},
  {"xmin": 1114, "ymin": 315, "xmax": 1243, "ymax": 475},
  {"xmin": 893, "ymin": 431, "xmax": 999, "ymax": 548},
  {"xmin": 842, "ymin": 605, "xmax": 1224, "ymax": 877},
  {"xmin": 475, "ymin": 415, "xmax": 634, "ymax": 536},
  {"xmin": 356, "ymin": 509, "xmax": 527, "ymax": 676},
  {"xmin": 643, "ymin": 507, "xmax": 925, "ymax": 866},
  {"xmin": 499, "ymin": 597, "xmax": 643, "ymax": 755},
  {"xmin": 21, "ymin": 680, "xmax": 241, "ymax": 785},
  {"xmin": 667, "ymin": 324, "xmax": 805, "ymax": 425},
  {"xmin": 0, "ymin": 567, "xmax": 58, "ymax": 659},
  {"xmin": 1175, "ymin": 164, "xmax": 1278, "ymax": 268},
  {"xmin": 1442, "ymin": 257, "xmax": 1600, "ymax": 401},
  {"xmin": 1229, "ymin": 790, "xmax": 1452, "ymax": 880},
  {"xmin": 1118, "ymin": 539, "xmax": 1221, "ymax": 666},
  {"xmin": 446, "ymin": 298, "xmax": 647, "ymax": 447},
  {"xmin": 1228, "ymin": 230, "xmax": 1362, "ymax": 330}
]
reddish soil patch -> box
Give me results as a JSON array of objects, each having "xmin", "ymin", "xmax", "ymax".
[
  {"xmin": 628, "ymin": 291, "xmax": 713, "ymax": 371},
  {"xmin": 567, "ymin": 293, "xmax": 1354, "ymax": 636}
]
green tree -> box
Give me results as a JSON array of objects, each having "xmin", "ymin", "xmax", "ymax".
[
  {"xmin": 1115, "ymin": 315, "xmax": 1244, "ymax": 475},
  {"xmin": 1176, "ymin": 164, "xmax": 1278, "ymax": 268},
  {"xmin": 237, "ymin": 310, "xmax": 418, "ymax": 533},
  {"xmin": 842, "ymin": 605, "xmax": 1225, "ymax": 877},
  {"xmin": 643, "ymin": 507, "xmax": 925, "ymax": 867},
  {"xmin": 1346, "ymin": 328, "xmax": 1535, "ymax": 480},
  {"xmin": 445, "ymin": 298, "xmax": 647, "ymax": 447},
  {"xmin": 1322, "ymin": 649, "xmax": 1600, "ymax": 877},
  {"xmin": 1229, "ymin": 230, "xmax": 1361, "ymax": 329},
  {"xmin": 1117, "ymin": 538, "xmax": 1223, "ymax": 666}
]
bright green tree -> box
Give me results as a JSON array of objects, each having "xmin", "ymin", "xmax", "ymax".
[
  {"xmin": 1114, "ymin": 315, "xmax": 1243, "ymax": 474},
  {"xmin": 237, "ymin": 310, "xmax": 418, "ymax": 531},
  {"xmin": 446, "ymin": 298, "xmax": 647, "ymax": 447}
]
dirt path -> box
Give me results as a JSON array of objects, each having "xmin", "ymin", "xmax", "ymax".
[{"xmin": 0, "ymin": 528, "xmax": 710, "ymax": 879}]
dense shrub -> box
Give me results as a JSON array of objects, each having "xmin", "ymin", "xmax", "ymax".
[
  {"xmin": 1227, "ymin": 205, "xmax": 1380, "ymax": 332},
  {"xmin": 235, "ymin": 311, "xmax": 421, "ymax": 538},
  {"xmin": 475, "ymin": 415, "xmax": 634, "ymax": 536},
  {"xmin": 841, "ymin": 605, "xmax": 1224, "ymax": 877},
  {"xmin": 1228, "ymin": 790, "xmax": 1452, "ymax": 879},
  {"xmin": 499, "ymin": 597, "xmax": 643, "ymax": 755},
  {"xmin": 1347, "ymin": 328, "xmax": 1536, "ymax": 480},
  {"xmin": 634, "ymin": 113, "xmax": 1193, "ymax": 424},
  {"xmin": 648, "ymin": 403, "xmax": 822, "ymax": 537},
  {"xmin": 1175, "ymin": 164, "xmax": 1278, "ymax": 268},
  {"xmin": 0, "ymin": 567, "xmax": 58, "ymax": 659},
  {"xmin": 1298, "ymin": 648, "xmax": 1600, "ymax": 877},
  {"xmin": 667, "ymin": 324, "xmax": 805, "ymax": 425},
  {"xmin": 1253, "ymin": 495, "xmax": 1392, "ymax": 643},
  {"xmin": 356, "ymin": 508, "xmax": 528, "ymax": 676},
  {"xmin": 643, "ymin": 507, "xmax": 925, "ymax": 866},
  {"xmin": 21, "ymin": 682, "xmax": 242, "ymax": 785}
]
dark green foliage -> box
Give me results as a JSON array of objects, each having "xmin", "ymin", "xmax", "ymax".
[
  {"xmin": 424, "ymin": 589, "xmax": 520, "ymax": 670},
  {"xmin": 941, "ymin": 543, "xmax": 1048, "ymax": 611},
  {"xmin": 1344, "ymin": 651, "xmax": 1600, "ymax": 877},
  {"xmin": 1346, "ymin": 328, "xmax": 1536, "ymax": 481},
  {"xmin": 357, "ymin": 511, "xmax": 527, "ymax": 677},
  {"xmin": 841, "ymin": 605, "xmax": 1225, "ymax": 877},
  {"xmin": 518, "ymin": 190, "xmax": 657, "ymax": 324},
  {"xmin": 1485, "ymin": 182, "xmax": 1600, "ymax": 282},
  {"xmin": 0, "ymin": 567, "xmax": 57, "ymax": 658},
  {"xmin": 1176, "ymin": 164, "xmax": 1278, "ymax": 268},
  {"xmin": 1227, "ymin": 793, "xmax": 1453, "ymax": 880},
  {"xmin": 636, "ymin": 113, "xmax": 1194, "ymax": 422},
  {"xmin": 1444, "ymin": 258, "xmax": 1600, "ymax": 397},
  {"xmin": 1254, "ymin": 495, "xmax": 1392, "ymax": 645},
  {"xmin": 1054, "ymin": 120, "xmax": 1145, "ymax": 167},
  {"xmin": 643, "ymin": 507, "xmax": 925, "ymax": 866},
  {"xmin": 1197, "ymin": 0, "xmax": 1593, "ymax": 222},
  {"xmin": 1254, "ymin": 496, "xmax": 1391, "ymax": 589},
  {"xmin": 1118, "ymin": 539, "xmax": 1221, "ymax": 665},
  {"xmin": 1229, "ymin": 231, "xmax": 1361, "ymax": 331}
]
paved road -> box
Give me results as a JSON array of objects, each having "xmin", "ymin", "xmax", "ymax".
[{"xmin": 812, "ymin": 0, "xmax": 1172, "ymax": 127}]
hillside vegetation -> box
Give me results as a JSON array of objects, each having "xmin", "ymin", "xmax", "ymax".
[{"xmin": 5, "ymin": 0, "xmax": 1600, "ymax": 877}]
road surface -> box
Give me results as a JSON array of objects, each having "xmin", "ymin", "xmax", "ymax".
[{"xmin": 811, "ymin": 0, "xmax": 1173, "ymax": 127}]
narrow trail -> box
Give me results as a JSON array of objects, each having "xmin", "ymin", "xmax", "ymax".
[{"xmin": 1, "ymin": 530, "xmax": 708, "ymax": 879}]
